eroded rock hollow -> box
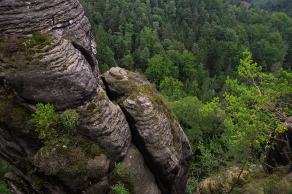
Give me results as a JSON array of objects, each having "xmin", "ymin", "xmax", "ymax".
[{"xmin": 0, "ymin": 1, "xmax": 192, "ymax": 194}]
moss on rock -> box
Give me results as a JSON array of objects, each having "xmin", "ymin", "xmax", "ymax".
[
  {"xmin": 24, "ymin": 32, "xmax": 53, "ymax": 50},
  {"xmin": 111, "ymin": 163, "xmax": 135, "ymax": 194},
  {"xmin": 33, "ymin": 135, "xmax": 106, "ymax": 192}
]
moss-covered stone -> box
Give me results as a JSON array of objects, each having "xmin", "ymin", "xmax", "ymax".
[
  {"xmin": 24, "ymin": 32, "xmax": 53, "ymax": 50},
  {"xmin": 33, "ymin": 134, "xmax": 106, "ymax": 192},
  {"xmin": 33, "ymin": 139, "xmax": 88, "ymax": 190}
]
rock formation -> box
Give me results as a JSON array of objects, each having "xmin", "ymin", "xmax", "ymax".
[
  {"xmin": 103, "ymin": 67, "xmax": 192, "ymax": 194},
  {"xmin": 195, "ymin": 167, "xmax": 249, "ymax": 194},
  {"xmin": 0, "ymin": 0, "xmax": 192, "ymax": 194}
]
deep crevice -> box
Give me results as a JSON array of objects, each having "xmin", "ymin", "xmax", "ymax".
[
  {"xmin": 101, "ymin": 76, "xmax": 170, "ymax": 193},
  {"xmin": 118, "ymin": 105, "xmax": 169, "ymax": 194}
]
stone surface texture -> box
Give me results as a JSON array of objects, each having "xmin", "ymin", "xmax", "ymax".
[{"xmin": 103, "ymin": 67, "xmax": 192, "ymax": 194}]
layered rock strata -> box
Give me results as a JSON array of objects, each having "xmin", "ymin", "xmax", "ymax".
[{"xmin": 103, "ymin": 67, "xmax": 192, "ymax": 194}]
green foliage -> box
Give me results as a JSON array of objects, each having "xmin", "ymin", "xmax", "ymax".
[
  {"xmin": 253, "ymin": 0, "xmax": 292, "ymax": 17},
  {"xmin": 31, "ymin": 103, "xmax": 58, "ymax": 141},
  {"xmin": 221, "ymin": 50, "xmax": 291, "ymax": 162},
  {"xmin": 145, "ymin": 54, "xmax": 178, "ymax": 85},
  {"xmin": 121, "ymin": 54, "xmax": 134, "ymax": 69},
  {"xmin": 169, "ymin": 50, "xmax": 291, "ymax": 191},
  {"xmin": 159, "ymin": 77, "xmax": 185, "ymax": 100},
  {"xmin": 170, "ymin": 96, "xmax": 226, "ymax": 177},
  {"xmin": 112, "ymin": 183, "xmax": 130, "ymax": 194},
  {"xmin": 31, "ymin": 103, "xmax": 81, "ymax": 141},
  {"xmin": 111, "ymin": 163, "xmax": 134, "ymax": 193},
  {"xmin": 186, "ymin": 176, "xmax": 198, "ymax": 194},
  {"xmin": 170, "ymin": 96, "xmax": 224, "ymax": 143},
  {"xmin": 82, "ymin": 0, "xmax": 292, "ymax": 98},
  {"xmin": 60, "ymin": 109, "xmax": 79, "ymax": 134}
]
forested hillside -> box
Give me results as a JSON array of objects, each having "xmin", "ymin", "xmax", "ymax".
[
  {"xmin": 81, "ymin": 0, "xmax": 291, "ymax": 100},
  {"xmin": 252, "ymin": 0, "xmax": 292, "ymax": 17},
  {"xmin": 81, "ymin": 0, "xmax": 292, "ymax": 193}
]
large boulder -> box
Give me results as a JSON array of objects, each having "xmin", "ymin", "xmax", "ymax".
[{"xmin": 103, "ymin": 67, "xmax": 192, "ymax": 194}]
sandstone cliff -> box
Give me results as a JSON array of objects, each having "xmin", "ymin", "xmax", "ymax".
[{"xmin": 0, "ymin": 1, "xmax": 192, "ymax": 194}]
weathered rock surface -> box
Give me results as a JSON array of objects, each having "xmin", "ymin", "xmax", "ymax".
[
  {"xmin": 0, "ymin": 34, "xmax": 97, "ymax": 109},
  {"xmin": 0, "ymin": 1, "xmax": 192, "ymax": 194},
  {"xmin": 0, "ymin": 0, "xmax": 96, "ymax": 55},
  {"xmin": 33, "ymin": 139, "xmax": 110, "ymax": 193},
  {"xmin": 121, "ymin": 145, "xmax": 161, "ymax": 194},
  {"xmin": 78, "ymin": 86, "xmax": 131, "ymax": 160},
  {"xmin": 103, "ymin": 67, "xmax": 192, "ymax": 194}
]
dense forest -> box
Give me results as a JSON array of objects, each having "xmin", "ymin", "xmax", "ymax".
[
  {"xmin": 252, "ymin": 0, "xmax": 292, "ymax": 16},
  {"xmin": 80, "ymin": 0, "xmax": 292, "ymax": 193},
  {"xmin": 81, "ymin": 0, "xmax": 292, "ymax": 99}
]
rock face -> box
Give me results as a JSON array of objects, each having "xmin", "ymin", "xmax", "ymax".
[
  {"xmin": 121, "ymin": 145, "xmax": 161, "ymax": 194},
  {"xmin": 77, "ymin": 86, "xmax": 132, "ymax": 160},
  {"xmin": 0, "ymin": 1, "xmax": 192, "ymax": 194},
  {"xmin": 0, "ymin": 35, "xmax": 97, "ymax": 109},
  {"xmin": 103, "ymin": 67, "xmax": 192, "ymax": 194},
  {"xmin": 0, "ymin": 0, "xmax": 96, "ymax": 55}
]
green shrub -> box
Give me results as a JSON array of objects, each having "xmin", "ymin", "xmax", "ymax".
[
  {"xmin": 31, "ymin": 103, "xmax": 58, "ymax": 141},
  {"xmin": 112, "ymin": 163, "xmax": 134, "ymax": 193},
  {"xmin": 112, "ymin": 183, "xmax": 130, "ymax": 194},
  {"xmin": 186, "ymin": 176, "xmax": 199, "ymax": 194},
  {"xmin": 60, "ymin": 109, "xmax": 79, "ymax": 134},
  {"xmin": 0, "ymin": 181, "xmax": 12, "ymax": 194}
]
